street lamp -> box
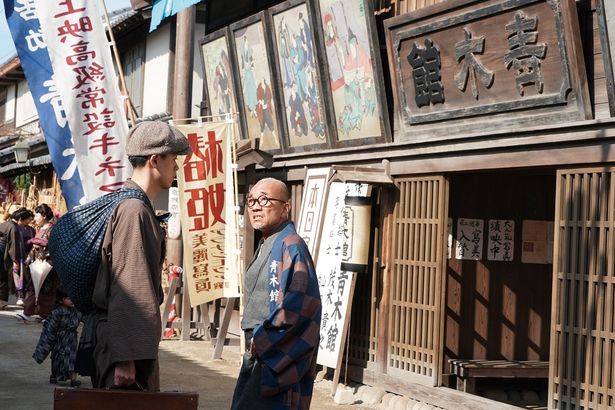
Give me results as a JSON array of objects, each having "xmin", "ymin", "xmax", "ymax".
[{"xmin": 13, "ymin": 136, "xmax": 30, "ymax": 164}]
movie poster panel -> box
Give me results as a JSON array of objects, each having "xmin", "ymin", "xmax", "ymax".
[
  {"xmin": 315, "ymin": 0, "xmax": 391, "ymax": 145},
  {"xmin": 230, "ymin": 13, "xmax": 283, "ymax": 153},
  {"xmin": 176, "ymin": 122, "xmax": 241, "ymax": 306},
  {"xmin": 270, "ymin": 0, "xmax": 330, "ymax": 152},
  {"xmin": 200, "ymin": 28, "xmax": 239, "ymax": 120}
]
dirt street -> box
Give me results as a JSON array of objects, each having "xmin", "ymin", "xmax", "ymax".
[{"xmin": 0, "ymin": 301, "xmax": 368, "ymax": 410}]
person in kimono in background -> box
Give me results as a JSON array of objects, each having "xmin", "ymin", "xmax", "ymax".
[
  {"xmin": 278, "ymin": 16, "xmax": 295, "ymax": 89},
  {"xmin": 256, "ymin": 77, "xmax": 278, "ymax": 146},
  {"xmin": 213, "ymin": 49, "xmax": 232, "ymax": 115},
  {"xmin": 231, "ymin": 178, "xmax": 322, "ymax": 410},
  {"xmin": 288, "ymin": 82, "xmax": 308, "ymax": 138},
  {"xmin": 240, "ymin": 35, "xmax": 258, "ymax": 117},
  {"xmin": 33, "ymin": 288, "xmax": 82, "ymax": 387},
  {"xmin": 0, "ymin": 207, "xmax": 33, "ymax": 309}
]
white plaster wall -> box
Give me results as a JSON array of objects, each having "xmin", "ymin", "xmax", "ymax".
[
  {"xmin": 191, "ymin": 23, "xmax": 206, "ymax": 119},
  {"xmin": 3, "ymin": 84, "xmax": 16, "ymax": 123},
  {"xmin": 142, "ymin": 23, "xmax": 172, "ymax": 117},
  {"xmin": 15, "ymin": 80, "xmax": 37, "ymax": 126}
]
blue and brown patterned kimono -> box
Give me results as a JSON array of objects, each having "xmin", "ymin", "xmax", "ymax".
[
  {"xmin": 243, "ymin": 222, "xmax": 322, "ymax": 410},
  {"xmin": 33, "ymin": 305, "xmax": 81, "ymax": 380}
]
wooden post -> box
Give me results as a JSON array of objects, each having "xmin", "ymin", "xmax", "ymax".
[
  {"xmin": 171, "ymin": 5, "xmax": 195, "ymax": 342},
  {"xmin": 172, "ymin": 6, "xmax": 195, "ymax": 125},
  {"xmin": 238, "ymin": 164, "xmax": 257, "ymax": 353},
  {"xmin": 181, "ymin": 269, "xmax": 192, "ymax": 341},
  {"xmin": 101, "ymin": 0, "xmax": 138, "ymax": 126},
  {"xmin": 212, "ymin": 297, "xmax": 237, "ymax": 359},
  {"xmin": 377, "ymin": 186, "xmax": 394, "ymax": 374},
  {"xmin": 160, "ymin": 276, "xmax": 180, "ymax": 338}
]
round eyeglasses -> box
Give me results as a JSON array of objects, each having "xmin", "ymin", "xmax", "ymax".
[{"xmin": 246, "ymin": 195, "xmax": 287, "ymax": 209}]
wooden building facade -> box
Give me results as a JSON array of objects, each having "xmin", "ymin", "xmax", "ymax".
[{"xmin": 221, "ymin": 0, "xmax": 615, "ymax": 408}]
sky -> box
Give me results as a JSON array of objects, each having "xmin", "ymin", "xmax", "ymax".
[{"xmin": 0, "ymin": 0, "xmax": 132, "ymax": 63}]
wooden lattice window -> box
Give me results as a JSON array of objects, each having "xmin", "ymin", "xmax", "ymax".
[
  {"xmin": 387, "ymin": 175, "xmax": 448, "ymax": 386},
  {"xmin": 549, "ymin": 168, "xmax": 615, "ymax": 409}
]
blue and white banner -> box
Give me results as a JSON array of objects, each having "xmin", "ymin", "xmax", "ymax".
[
  {"xmin": 4, "ymin": 0, "xmax": 85, "ymax": 209},
  {"xmin": 150, "ymin": 0, "xmax": 201, "ymax": 32},
  {"xmin": 36, "ymin": 0, "xmax": 132, "ymax": 201}
]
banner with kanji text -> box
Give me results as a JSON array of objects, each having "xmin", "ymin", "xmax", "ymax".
[
  {"xmin": 4, "ymin": 0, "xmax": 85, "ymax": 209},
  {"xmin": 176, "ymin": 121, "xmax": 241, "ymax": 306},
  {"xmin": 36, "ymin": 0, "xmax": 132, "ymax": 201}
]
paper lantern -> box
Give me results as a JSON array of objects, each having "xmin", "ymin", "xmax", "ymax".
[{"xmin": 340, "ymin": 196, "xmax": 372, "ymax": 273}]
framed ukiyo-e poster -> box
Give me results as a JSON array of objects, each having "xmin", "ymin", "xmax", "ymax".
[
  {"xmin": 313, "ymin": 0, "xmax": 391, "ymax": 147},
  {"xmin": 269, "ymin": 0, "xmax": 331, "ymax": 153},
  {"xmin": 200, "ymin": 28, "xmax": 240, "ymax": 120},
  {"xmin": 230, "ymin": 12, "xmax": 284, "ymax": 154}
]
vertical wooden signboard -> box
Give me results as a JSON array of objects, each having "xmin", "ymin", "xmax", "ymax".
[{"xmin": 315, "ymin": 182, "xmax": 368, "ymax": 394}]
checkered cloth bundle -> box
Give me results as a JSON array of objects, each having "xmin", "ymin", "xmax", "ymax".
[{"xmin": 48, "ymin": 188, "xmax": 152, "ymax": 313}]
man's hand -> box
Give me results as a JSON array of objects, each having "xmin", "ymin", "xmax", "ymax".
[{"xmin": 114, "ymin": 360, "xmax": 136, "ymax": 387}]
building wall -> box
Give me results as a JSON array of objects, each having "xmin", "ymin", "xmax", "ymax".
[
  {"xmin": 15, "ymin": 80, "xmax": 37, "ymax": 127},
  {"xmin": 3, "ymin": 84, "xmax": 16, "ymax": 124},
  {"xmin": 142, "ymin": 23, "xmax": 172, "ymax": 116}
]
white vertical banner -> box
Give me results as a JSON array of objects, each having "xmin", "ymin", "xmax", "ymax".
[
  {"xmin": 316, "ymin": 181, "xmax": 368, "ymax": 368},
  {"xmin": 36, "ymin": 0, "xmax": 131, "ymax": 200},
  {"xmin": 176, "ymin": 122, "xmax": 240, "ymax": 306}
]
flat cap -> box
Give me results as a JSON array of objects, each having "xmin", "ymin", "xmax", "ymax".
[{"xmin": 125, "ymin": 121, "xmax": 192, "ymax": 156}]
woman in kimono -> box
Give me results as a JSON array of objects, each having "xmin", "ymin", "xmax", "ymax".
[
  {"xmin": 21, "ymin": 203, "xmax": 59, "ymax": 319},
  {"xmin": 33, "ymin": 288, "xmax": 82, "ymax": 387},
  {"xmin": 0, "ymin": 207, "xmax": 33, "ymax": 309}
]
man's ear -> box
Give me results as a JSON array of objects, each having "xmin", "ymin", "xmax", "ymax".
[{"xmin": 149, "ymin": 154, "xmax": 159, "ymax": 168}]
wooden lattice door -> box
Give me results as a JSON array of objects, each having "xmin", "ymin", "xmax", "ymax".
[
  {"xmin": 387, "ymin": 176, "xmax": 448, "ymax": 386},
  {"xmin": 549, "ymin": 168, "xmax": 615, "ymax": 409}
]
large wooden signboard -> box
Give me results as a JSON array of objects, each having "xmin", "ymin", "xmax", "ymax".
[{"xmin": 384, "ymin": 0, "xmax": 591, "ymax": 141}]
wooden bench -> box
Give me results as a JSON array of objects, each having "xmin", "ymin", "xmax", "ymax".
[{"xmin": 448, "ymin": 359, "xmax": 549, "ymax": 393}]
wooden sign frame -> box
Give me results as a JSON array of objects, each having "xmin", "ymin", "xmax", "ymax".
[
  {"xmin": 267, "ymin": 0, "xmax": 332, "ymax": 154},
  {"xmin": 384, "ymin": 0, "xmax": 591, "ymax": 142},
  {"xmin": 229, "ymin": 12, "xmax": 286, "ymax": 154}
]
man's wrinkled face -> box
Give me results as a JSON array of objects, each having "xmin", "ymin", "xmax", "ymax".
[{"xmin": 246, "ymin": 180, "xmax": 289, "ymax": 237}]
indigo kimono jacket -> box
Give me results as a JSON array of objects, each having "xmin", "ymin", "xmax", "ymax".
[
  {"xmin": 252, "ymin": 222, "xmax": 322, "ymax": 409},
  {"xmin": 33, "ymin": 305, "xmax": 81, "ymax": 380}
]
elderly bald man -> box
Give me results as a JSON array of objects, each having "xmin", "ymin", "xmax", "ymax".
[{"xmin": 231, "ymin": 178, "xmax": 322, "ymax": 410}]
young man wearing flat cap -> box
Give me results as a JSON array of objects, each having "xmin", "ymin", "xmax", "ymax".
[{"xmin": 91, "ymin": 120, "xmax": 191, "ymax": 390}]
